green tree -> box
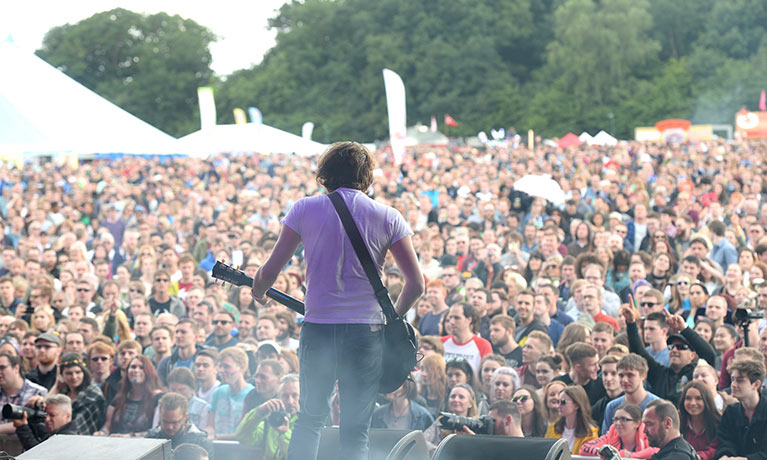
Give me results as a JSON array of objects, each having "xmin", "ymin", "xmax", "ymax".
[
  {"xmin": 36, "ymin": 8, "xmax": 216, "ymax": 137},
  {"xmin": 215, "ymin": 0, "xmax": 547, "ymax": 142},
  {"xmin": 525, "ymin": 0, "xmax": 661, "ymax": 137}
]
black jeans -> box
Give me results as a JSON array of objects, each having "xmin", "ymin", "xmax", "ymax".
[{"xmin": 287, "ymin": 322, "xmax": 384, "ymax": 460}]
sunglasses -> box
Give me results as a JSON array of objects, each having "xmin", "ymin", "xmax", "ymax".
[
  {"xmin": 213, "ymin": 320, "xmax": 232, "ymax": 325},
  {"xmin": 558, "ymin": 399, "xmax": 571, "ymax": 406},
  {"xmin": 613, "ymin": 416, "xmax": 635, "ymax": 424},
  {"xmin": 91, "ymin": 356, "xmax": 110, "ymax": 362},
  {"xmin": 129, "ymin": 288, "xmax": 142, "ymax": 293},
  {"xmin": 511, "ymin": 395, "xmax": 529, "ymax": 403},
  {"xmin": 676, "ymin": 281, "xmax": 690, "ymax": 286},
  {"xmin": 669, "ymin": 343, "xmax": 690, "ymax": 351},
  {"xmin": 640, "ymin": 302, "xmax": 657, "ymax": 307},
  {"xmin": 155, "ymin": 278, "xmax": 170, "ymax": 283},
  {"xmin": 76, "ymin": 288, "xmax": 91, "ymax": 293}
]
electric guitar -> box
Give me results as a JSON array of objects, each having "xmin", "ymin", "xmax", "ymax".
[{"xmin": 211, "ymin": 261, "xmax": 305, "ymax": 315}]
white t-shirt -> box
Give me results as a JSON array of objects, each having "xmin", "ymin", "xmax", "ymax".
[
  {"xmin": 440, "ymin": 334, "xmax": 493, "ymax": 374},
  {"xmin": 282, "ymin": 188, "xmax": 413, "ymax": 324}
]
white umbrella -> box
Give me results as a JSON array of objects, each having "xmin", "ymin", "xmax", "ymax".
[{"xmin": 513, "ymin": 174, "xmax": 567, "ymax": 205}]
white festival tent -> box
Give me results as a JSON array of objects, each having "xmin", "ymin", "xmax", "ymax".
[
  {"xmin": 591, "ymin": 130, "xmax": 618, "ymax": 146},
  {"xmin": 0, "ymin": 39, "xmax": 179, "ymax": 157},
  {"xmin": 578, "ymin": 132, "xmax": 595, "ymax": 144},
  {"xmin": 176, "ymin": 123, "xmax": 327, "ymax": 157}
]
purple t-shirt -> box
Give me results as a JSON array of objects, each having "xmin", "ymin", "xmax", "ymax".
[{"xmin": 282, "ymin": 188, "xmax": 413, "ymax": 324}]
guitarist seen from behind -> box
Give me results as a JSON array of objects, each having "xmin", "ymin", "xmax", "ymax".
[{"xmin": 250, "ymin": 142, "xmax": 424, "ymax": 460}]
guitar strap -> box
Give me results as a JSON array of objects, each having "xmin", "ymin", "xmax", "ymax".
[{"xmin": 327, "ymin": 191, "xmax": 399, "ymax": 323}]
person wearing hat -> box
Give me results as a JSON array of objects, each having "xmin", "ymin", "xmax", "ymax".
[
  {"xmin": 620, "ymin": 305, "xmax": 716, "ymax": 406},
  {"xmin": 25, "ymin": 332, "xmax": 62, "ymax": 391}
]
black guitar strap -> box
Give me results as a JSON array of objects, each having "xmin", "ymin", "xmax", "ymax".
[{"xmin": 327, "ymin": 191, "xmax": 399, "ymax": 323}]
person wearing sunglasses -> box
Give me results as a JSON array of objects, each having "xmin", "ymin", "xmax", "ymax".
[
  {"xmin": 667, "ymin": 275, "xmax": 692, "ymax": 315},
  {"xmin": 148, "ymin": 269, "xmax": 186, "ymax": 319},
  {"xmin": 205, "ymin": 312, "xmax": 239, "ymax": 352},
  {"xmin": 544, "ymin": 385, "xmax": 599, "ymax": 454},
  {"xmin": 513, "ymin": 385, "xmax": 547, "ymax": 438},
  {"xmin": 620, "ymin": 304, "xmax": 716, "ymax": 406},
  {"xmin": 85, "ymin": 341, "xmax": 115, "ymax": 385},
  {"xmin": 580, "ymin": 404, "xmax": 657, "ymax": 458}
]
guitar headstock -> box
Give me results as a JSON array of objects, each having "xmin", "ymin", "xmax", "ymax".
[{"xmin": 211, "ymin": 261, "xmax": 252, "ymax": 288}]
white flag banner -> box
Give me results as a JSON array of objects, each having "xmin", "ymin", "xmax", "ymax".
[
  {"xmin": 382, "ymin": 68, "xmax": 407, "ymax": 165},
  {"xmin": 302, "ymin": 122, "xmax": 315, "ymax": 140},
  {"xmin": 197, "ymin": 86, "xmax": 216, "ymax": 130}
]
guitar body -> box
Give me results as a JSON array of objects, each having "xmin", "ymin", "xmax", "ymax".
[{"xmin": 379, "ymin": 317, "xmax": 418, "ymax": 393}]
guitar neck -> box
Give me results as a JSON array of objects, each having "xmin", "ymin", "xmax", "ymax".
[
  {"xmin": 265, "ymin": 287, "xmax": 305, "ymax": 316},
  {"xmin": 211, "ymin": 261, "xmax": 305, "ymax": 316}
]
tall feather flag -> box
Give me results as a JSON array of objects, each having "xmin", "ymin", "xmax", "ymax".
[
  {"xmin": 197, "ymin": 87, "xmax": 216, "ymax": 130},
  {"xmin": 430, "ymin": 116, "xmax": 437, "ymax": 132},
  {"xmin": 382, "ymin": 69, "xmax": 407, "ymax": 165},
  {"xmin": 302, "ymin": 122, "xmax": 315, "ymax": 140},
  {"xmin": 233, "ymin": 108, "xmax": 247, "ymax": 124},
  {"xmin": 760, "ymin": 89, "xmax": 766, "ymax": 112},
  {"xmin": 248, "ymin": 107, "xmax": 263, "ymax": 124}
]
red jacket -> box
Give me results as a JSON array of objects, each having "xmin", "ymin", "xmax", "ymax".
[
  {"xmin": 683, "ymin": 425, "xmax": 718, "ymax": 460},
  {"xmin": 579, "ymin": 422, "xmax": 658, "ymax": 459}
]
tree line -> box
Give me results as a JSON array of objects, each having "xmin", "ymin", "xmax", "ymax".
[{"xmin": 36, "ymin": 1, "xmax": 767, "ymax": 141}]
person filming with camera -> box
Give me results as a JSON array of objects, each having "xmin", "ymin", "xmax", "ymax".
[
  {"xmin": 236, "ymin": 374, "xmax": 300, "ymax": 460},
  {"xmin": 0, "ymin": 352, "xmax": 48, "ymax": 434},
  {"xmin": 12, "ymin": 394, "xmax": 77, "ymax": 450}
]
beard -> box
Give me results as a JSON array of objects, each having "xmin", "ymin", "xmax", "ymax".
[{"xmin": 646, "ymin": 425, "xmax": 666, "ymax": 447}]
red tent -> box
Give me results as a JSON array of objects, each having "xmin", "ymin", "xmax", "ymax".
[{"xmin": 557, "ymin": 132, "xmax": 582, "ymax": 149}]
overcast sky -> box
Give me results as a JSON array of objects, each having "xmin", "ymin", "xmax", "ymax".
[{"xmin": 2, "ymin": 0, "xmax": 288, "ymax": 75}]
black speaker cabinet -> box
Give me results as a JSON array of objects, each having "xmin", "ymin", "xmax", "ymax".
[
  {"xmin": 17, "ymin": 435, "xmax": 172, "ymax": 460},
  {"xmin": 433, "ymin": 434, "xmax": 572, "ymax": 460}
]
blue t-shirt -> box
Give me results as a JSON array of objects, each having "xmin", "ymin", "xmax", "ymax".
[
  {"xmin": 602, "ymin": 392, "xmax": 659, "ymax": 433},
  {"xmin": 210, "ymin": 383, "xmax": 255, "ymax": 435},
  {"xmin": 645, "ymin": 346, "xmax": 670, "ymax": 367},
  {"xmin": 419, "ymin": 310, "xmax": 446, "ymax": 336}
]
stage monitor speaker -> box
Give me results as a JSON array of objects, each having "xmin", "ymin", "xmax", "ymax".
[
  {"xmin": 17, "ymin": 435, "xmax": 171, "ymax": 460},
  {"xmin": 317, "ymin": 427, "xmax": 414, "ymax": 460},
  {"xmin": 433, "ymin": 434, "xmax": 572, "ymax": 460},
  {"xmin": 385, "ymin": 430, "xmax": 429, "ymax": 460}
]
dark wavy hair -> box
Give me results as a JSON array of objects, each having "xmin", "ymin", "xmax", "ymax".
[
  {"xmin": 316, "ymin": 142, "xmax": 375, "ymax": 192},
  {"xmin": 112, "ymin": 355, "xmax": 164, "ymax": 428},
  {"xmin": 678, "ymin": 381, "xmax": 720, "ymax": 441},
  {"xmin": 59, "ymin": 352, "xmax": 92, "ymax": 393},
  {"xmin": 514, "ymin": 384, "xmax": 547, "ymax": 437}
]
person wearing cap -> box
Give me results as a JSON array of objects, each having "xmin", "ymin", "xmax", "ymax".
[
  {"xmin": 0, "ymin": 352, "xmax": 48, "ymax": 434},
  {"xmin": 25, "ymin": 332, "xmax": 62, "ymax": 391},
  {"xmin": 620, "ymin": 305, "xmax": 715, "ymax": 406},
  {"xmin": 253, "ymin": 340, "xmax": 279, "ymax": 363}
]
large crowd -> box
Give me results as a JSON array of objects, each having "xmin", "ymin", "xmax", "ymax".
[{"xmin": 0, "ymin": 138, "xmax": 766, "ymax": 460}]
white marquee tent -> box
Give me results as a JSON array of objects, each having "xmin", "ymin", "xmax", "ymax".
[
  {"xmin": 177, "ymin": 123, "xmax": 326, "ymax": 157},
  {"xmin": 0, "ymin": 39, "xmax": 179, "ymax": 157}
]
